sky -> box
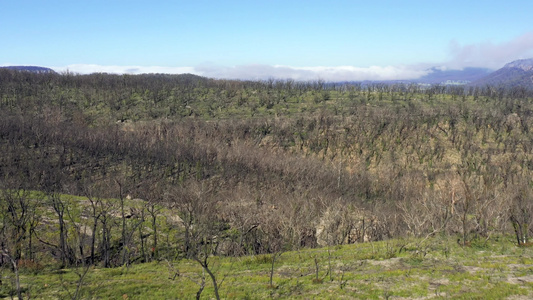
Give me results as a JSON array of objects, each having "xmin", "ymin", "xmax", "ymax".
[{"xmin": 1, "ymin": 0, "xmax": 533, "ymax": 81}]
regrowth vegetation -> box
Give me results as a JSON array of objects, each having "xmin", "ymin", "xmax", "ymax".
[{"xmin": 1, "ymin": 69, "xmax": 533, "ymax": 298}]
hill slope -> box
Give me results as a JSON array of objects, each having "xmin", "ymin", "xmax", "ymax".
[
  {"xmin": 17, "ymin": 236, "xmax": 533, "ymax": 299},
  {"xmin": 416, "ymin": 67, "xmax": 492, "ymax": 84},
  {"xmin": 0, "ymin": 65, "xmax": 56, "ymax": 73},
  {"xmin": 472, "ymin": 58, "xmax": 533, "ymax": 87}
]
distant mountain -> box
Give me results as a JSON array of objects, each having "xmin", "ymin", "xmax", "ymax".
[
  {"xmin": 0, "ymin": 66, "xmax": 56, "ymax": 74},
  {"xmin": 416, "ymin": 67, "xmax": 492, "ymax": 85},
  {"xmin": 472, "ymin": 58, "xmax": 533, "ymax": 87},
  {"xmin": 337, "ymin": 67, "xmax": 493, "ymax": 86}
]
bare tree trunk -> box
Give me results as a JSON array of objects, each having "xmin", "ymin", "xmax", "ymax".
[
  {"xmin": 101, "ymin": 216, "xmax": 111, "ymax": 268},
  {"xmin": 87, "ymin": 197, "xmax": 101, "ymax": 265},
  {"xmin": 194, "ymin": 256, "xmax": 221, "ymax": 300},
  {"xmin": 1, "ymin": 250, "xmax": 22, "ymax": 300},
  {"xmin": 116, "ymin": 181, "xmax": 128, "ymax": 266},
  {"xmin": 269, "ymin": 251, "xmax": 282, "ymax": 288},
  {"xmin": 147, "ymin": 203, "xmax": 159, "ymax": 260},
  {"xmin": 71, "ymin": 264, "xmax": 90, "ymax": 300},
  {"xmin": 90, "ymin": 215, "xmax": 98, "ymax": 264},
  {"xmin": 49, "ymin": 193, "xmax": 69, "ymax": 266},
  {"xmin": 195, "ymin": 273, "xmax": 206, "ymax": 300}
]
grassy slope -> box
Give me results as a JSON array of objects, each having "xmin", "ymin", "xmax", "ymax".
[
  {"xmin": 3, "ymin": 75, "xmax": 533, "ymax": 299},
  {"xmin": 5, "ymin": 237, "xmax": 533, "ymax": 299}
]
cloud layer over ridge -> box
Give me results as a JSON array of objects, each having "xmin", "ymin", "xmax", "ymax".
[{"xmin": 52, "ymin": 63, "xmax": 430, "ymax": 82}]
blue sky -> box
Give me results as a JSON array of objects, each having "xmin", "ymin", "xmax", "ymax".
[{"xmin": 1, "ymin": 0, "xmax": 533, "ymax": 80}]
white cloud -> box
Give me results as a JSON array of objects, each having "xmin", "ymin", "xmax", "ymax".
[
  {"xmin": 291, "ymin": 65, "xmax": 430, "ymax": 81},
  {"xmin": 49, "ymin": 63, "xmax": 430, "ymax": 82},
  {"xmin": 447, "ymin": 31, "xmax": 533, "ymax": 69},
  {"xmin": 193, "ymin": 63, "xmax": 429, "ymax": 81}
]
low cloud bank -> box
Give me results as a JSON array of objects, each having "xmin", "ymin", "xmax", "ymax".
[
  {"xmin": 196, "ymin": 64, "xmax": 429, "ymax": 81},
  {"xmin": 52, "ymin": 63, "xmax": 430, "ymax": 82}
]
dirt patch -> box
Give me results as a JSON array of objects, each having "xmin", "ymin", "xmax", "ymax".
[
  {"xmin": 462, "ymin": 265, "xmax": 484, "ymax": 274},
  {"xmin": 507, "ymin": 296, "xmax": 533, "ymax": 300},
  {"xmin": 367, "ymin": 257, "xmax": 402, "ymax": 268},
  {"xmin": 507, "ymin": 274, "xmax": 533, "ymax": 285}
]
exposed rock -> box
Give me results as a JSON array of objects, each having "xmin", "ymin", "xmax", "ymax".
[
  {"xmin": 316, "ymin": 205, "xmax": 382, "ymax": 246},
  {"xmin": 504, "ymin": 58, "xmax": 533, "ymax": 72},
  {"xmin": 166, "ymin": 214, "xmax": 184, "ymax": 227},
  {"xmin": 78, "ymin": 224, "xmax": 93, "ymax": 237}
]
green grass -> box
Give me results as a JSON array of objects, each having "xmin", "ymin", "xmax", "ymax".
[{"xmin": 4, "ymin": 237, "xmax": 533, "ymax": 299}]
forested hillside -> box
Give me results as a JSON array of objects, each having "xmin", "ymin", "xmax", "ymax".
[{"xmin": 2, "ymin": 69, "xmax": 533, "ymax": 297}]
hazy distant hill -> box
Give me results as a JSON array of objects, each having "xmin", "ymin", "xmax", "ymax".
[
  {"xmin": 340, "ymin": 67, "xmax": 493, "ymax": 86},
  {"xmin": 472, "ymin": 58, "xmax": 533, "ymax": 87},
  {"xmin": 0, "ymin": 66, "xmax": 56, "ymax": 73},
  {"xmin": 416, "ymin": 67, "xmax": 492, "ymax": 84}
]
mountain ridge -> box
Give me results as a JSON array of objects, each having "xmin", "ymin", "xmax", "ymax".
[
  {"xmin": 4, "ymin": 60, "xmax": 533, "ymax": 88},
  {"xmin": 472, "ymin": 58, "xmax": 533, "ymax": 87},
  {"xmin": 0, "ymin": 65, "xmax": 57, "ymax": 73},
  {"xmin": 502, "ymin": 58, "xmax": 533, "ymax": 72}
]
